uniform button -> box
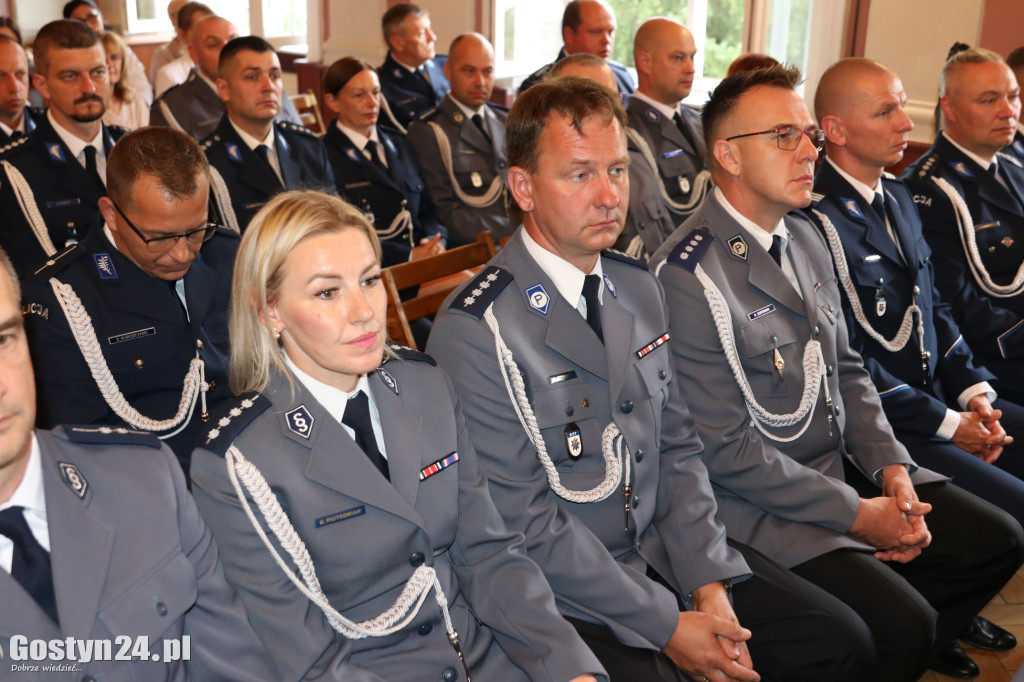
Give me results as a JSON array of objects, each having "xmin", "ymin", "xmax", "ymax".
[
  {"xmin": 913, "ymin": 285, "xmax": 921, "ymax": 295},
  {"xmin": 566, "ymin": 405, "xmax": 574, "ymax": 417},
  {"xmin": 441, "ymin": 667, "xmax": 458, "ymax": 682},
  {"xmin": 631, "ymin": 495, "xmax": 640, "ymax": 508},
  {"xmin": 635, "ymin": 449, "xmax": 644, "ymax": 462},
  {"xmin": 658, "ymin": 369, "xmax": 667, "ymax": 380},
  {"xmin": 826, "ymin": 365, "xmax": 834, "ymax": 377},
  {"xmin": 134, "ymin": 359, "xmax": 144, "ymax": 369},
  {"xmin": 875, "ymin": 277, "xmax": 884, "ymax": 286},
  {"xmin": 638, "ymin": 221, "xmax": 647, "ymax": 230},
  {"xmin": 196, "ymin": 339, "xmax": 204, "ymax": 350},
  {"xmin": 770, "ymin": 334, "xmax": 778, "ymax": 345},
  {"xmin": 156, "ymin": 601, "xmax": 168, "ymax": 616},
  {"xmin": 582, "ymin": 398, "xmax": 589, "ymax": 408},
  {"xmin": 208, "ymin": 380, "xmax": 216, "ymax": 391},
  {"xmin": 634, "ymin": 540, "xmax": 641, "ymax": 552},
  {"xmin": 418, "ymin": 623, "xmax": 433, "ymax": 636},
  {"xmin": 620, "ymin": 400, "xmax": 633, "ymax": 414},
  {"xmin": 813, "ymin": 325, "xmax": 821, "ymax": 337},
  {"xmin": 409, "ymin": 552, "xmax": 425, "ymax": 567}
]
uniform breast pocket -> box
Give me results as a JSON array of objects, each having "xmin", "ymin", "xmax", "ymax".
[
  {"xmin": 656, "ymin": 152, "xmax": 699, "ymax": 185},
  {"xmin": 533, "ymin": 378, "xmax": 603, "ymax": 472},
  {"xmin": 973, "ymin": 218, "xmax": 1022, "ymax": 279},
  {"xmin": 98, "ymin": 551, "xmax": 197, "ymax": 641},
  {"xmin": 104, "ymin": 324, "xmax": 177, "ymax": 374},
  {"xmin": 737, "ymin": 316, "xmax": 800, "ymax": 396}
]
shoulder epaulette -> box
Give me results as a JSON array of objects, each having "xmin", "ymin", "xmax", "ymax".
[
  {"xmin": 809, "ymin": 191, "xmax": 825, "ymax": 206},
  {"xmin": 665, "ymin": 227, "xmax": 713, "ymax": 273},
  {"xmin": 603, "ymin": 249, "xmax": 648, "ymax": 270},
  {"xmin": 379, "ymin": 123, "xmax": 404, "ymax": 137},
  {"xmin": 0, "ymin": 133, "xmax": 31, "ymax": 156},
  {"xmin": 199, "ymin": 134, "xmax": 218, "ymax": 151},
  {"xmin": 416, "ymin": 106, "xmax": 440, "ymax": 121},
  {"xmin": 448, "ymin": 265, "xmax": 513, "ymax": 319},
  {"xmin": 997, "ymin": 150, "xmax": 1024, "ymax": 169},
  {"xmin": 386, "ymin": 344, "xmax": 437, "ymax": 365},
  {"xmin": 488, "ymin": 102, "xmax": 509, "ymax": 113},
  {"xmin": 915, "ymin": 153, "xmax": 939, "ymax": 180},
  {"xmin": 62, "ymin": 425, "xmax": 162, "ymax": 449},
  {"xmin": 30, "ymin": 243, "xmax": 81, "ymax": 277},
  {"xmin": 202, "ymin": 393, "xmax": 272, "ymax": 456},
  {"xmin": 277, "ymin": 120, "xmax": 317, "ymax": 138},
  {"xmin": 882, "ymin": 171, "xmax": 896, "ymax": 180}
]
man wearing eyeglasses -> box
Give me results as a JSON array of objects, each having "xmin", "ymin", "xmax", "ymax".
[
  {"xmin": 20, "ymin": 127, "xmax": 236, "ymax": 476},
  {"xmin": 0, "ymin": 20, "xmax": 128, "ymax": 277},
  {"xmin": 650, "ymin": 64, "xmax": 1024, "ymax": 681}
]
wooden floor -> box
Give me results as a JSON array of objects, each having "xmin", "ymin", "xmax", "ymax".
[{"xmin": 918, "ymin": 566, "xmax": 1024, "ymax": 681}]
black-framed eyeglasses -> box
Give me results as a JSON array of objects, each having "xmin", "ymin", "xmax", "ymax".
[
  {"xmin": 726, "ymin": 126, "xmax": 825, "ymax": 152},
  {"xmin": 110, "ymin": 199, "xmax": 218, "ymax": 251}
]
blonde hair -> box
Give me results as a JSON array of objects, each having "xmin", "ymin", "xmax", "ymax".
[
  {"xmin": 230, "ymin": 190, "xmax": 383, "ymax": 394},
  {"xmin": 100, "ymin": 30, "xmax": 136, "ymax": 103}
]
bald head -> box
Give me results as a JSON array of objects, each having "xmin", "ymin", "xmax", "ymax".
[
  {"xmin": 189, "ymin": 15, "xmax": 238, "ymax": 81},
  {"xmin": 445, "ymin": 32, "xmax": 495, "ymax": 108},
  {"xmin": 550, "ymin": 53, "xmax": 617, "ymax": 91},
  {"xmin": 634, "ymin": 17, "xmax": 697, "ymax": 105},
  {"xmin": 814, "ymin": 58, "xmax": 893, "ymax": 121},
  {"xmin": 562, "ymin": 0, "xmax": 616, "ymax": 59}
]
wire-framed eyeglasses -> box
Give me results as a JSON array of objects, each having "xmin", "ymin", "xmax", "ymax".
[
  {"xmin": 111, "ymin": 199, "xmax": 219, "ymax": 251},
  {"xmin": 725, "ymin": 126, "xmax": 825, "ymax": 152}
]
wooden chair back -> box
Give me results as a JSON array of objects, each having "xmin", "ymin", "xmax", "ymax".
[
  {"xmin": 290, "ymin": 91, "xmax": 327, "ymax": 136},
  {"xmin": 383, "ymin": 231, "xmax": 497, "ymax": 348}
]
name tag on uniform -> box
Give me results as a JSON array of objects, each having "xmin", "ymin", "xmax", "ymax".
[
  {"xmin": 420, "ymin": 452, "xmax": 459, "ymax": 480},
  {"xmin": 45, "ymin": 198, "xmax": 81, "ymax": 209},
  {"xmin": 747, "ymin": 304, "xmax": 776, "ymax": 321},
  {"xmin": 108, "ymin": 327, "xmax": 156, "ymax": 344},
  {"xmin": 315, "ymin": 505, "xmax": 366, "ymax": 528}
]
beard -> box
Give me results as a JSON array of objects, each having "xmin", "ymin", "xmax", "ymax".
[{"xmin": 69, "ymin": 95, "xmax": 106, "ymax": 122}]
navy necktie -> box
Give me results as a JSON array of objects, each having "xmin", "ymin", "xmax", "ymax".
[
  {"xmin": 673, "ymin": 111, "xmax": 699, "ymax": 153},
  {"xmin": 255, "ymin": 144, "xmax": 283, "ymax": 187},
  {"xmin": 768, "ymin": 235, "xmax": 783, "ymax": 267},
  {"xmin": 83, "ymin": 144, "xmax": 104, "ymax": 192},
  {"xmin": 0, "ymin": 506, "xmax": 58, "ymax": 624},
  {"xmin": 343, "ymin": 391, "xmax": 389, "ymax": 480},
  {"xmin": 472, "ymin": 113, "xmax": 490, "ymax": 141},
  {"xmin": 364, "ymin": 139, "xmax": 387, "ymax": 172},
  {"xmin": 582, "ymin": 274, "xmax": 604, "ymax": 343}
]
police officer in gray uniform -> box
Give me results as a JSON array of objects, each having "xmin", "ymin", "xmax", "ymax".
[
  {"xmin": 150, "ymin": 15, "xmax": 302, "ymax": 141},
  {"xmin": 190, "ymin": 190, "xmax": 605, "ymax": 682},
  {"xmin": 0, "ymin": 20, "xmax": 127, "ymax": 277},
  {"xmin": 903, "ymin": 47, "xmax": 1024, "ymax": 396},
  {"xmin": 407, "ymin": 33, "xmax": 514, "ymax": 248},
  {"xmin": 652, "ymin": 64, "xmax": 1024, "ymax": 682},
  {"xmin": 21, "ymin": 128, "xmax": 234, "ymax": 474},
  {"xmin": 626, "ymin": 18, "xmax": 711, "ymax": 237},
  {"xmin": 0, "ymin": 244, "xmax": 277, "ymax": 682},
  {"xmin": 429, "ymin": 76, "xmax": 869, "ymax": 682}
]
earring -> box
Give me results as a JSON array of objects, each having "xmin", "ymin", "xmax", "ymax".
[{"xmin": 272, "ymin": 327, "xmax": 281, "ymax": 340}]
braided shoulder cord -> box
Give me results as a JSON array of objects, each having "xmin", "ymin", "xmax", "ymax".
[
  {"xmin": 624, "ymin": 234, "xmax": 646, "ymax": 260},
  {"xmin": 427, "ymin": 122, "xmax": 504, "ymax": 208},
  {"xmin": 225, "ymin": 446, "xmax": 457, "ymax": 640},
  {"xmin": 209, "ymin": 166, "xmax": 240, "ymax": 234},
  {"xmin": 483, "ymin": 305, "xmax": 629, "ymax": 503},
  {"xmin": 933, "ymin": 175, "xmax": 1024, "ymax": 297},
  {"xmin": 3, "ymin": 160, "xmax": 57, "ymax": 256},
  {"xmin": 813, "ymin": 208, "xmax": 925, "ymax": 353},
  {"xmin": 49, "ymin": 277, "xmax": 206, "ymax": 437},
  {"xmin": 158, "ymin": 100, "xmax": 185, "ymax": 133},
  {"xmin": 375, "ymin": 207, "xmax": 414, "ymax": 243},
  {"xmin": 692, "ymin": 264, "xmax": 828, "ymax": 442},
  {"xmin": 625, "ymin": 127, "xmax": 713, "ymax": 216}
]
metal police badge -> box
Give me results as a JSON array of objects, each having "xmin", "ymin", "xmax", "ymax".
[
  {"xmin": 377, "ymin": 367, "xmax": 399, "ymax": 395},
  {"xmin": 59, "ymin": 462, "xmax": 88, "ymax": 499},
  {"xmin": 727, "ymin": 235, "xmax": 748, "ymax": 260},
  {"xmin": 603, "ymin": 273, "xmax": 617, "ymax": 298},
  {"xmin": 564, "ymin": 423, "xmax": 583, "ymax": 460},
  {"xmin": 525, "ymin": 283, "xmax": 551, "ymax": 315},
  {"xmin": 45, "ymin": 143, "xmax": 66, "ymax": 162},
  {"xmin": 679, "ymin": 176, "xmax": 690, "ymax": 194},
  {"xmin": 286, "ymin": 404, "xmax": 315, "ymax": 439}
]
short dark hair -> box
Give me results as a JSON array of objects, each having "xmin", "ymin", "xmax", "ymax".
[
  {"xmin": 702, "ymin": 63, "xmax": 802, "ymax": 151},
  {"xmin": 0, "ymin": 17, "xmax": 23, "ymax": 44},
  {"xmin": 33, "ymin": 19, "xmax": 100, "ymax": 75},
  {"xmin": 218, "ymin": 35, "xmax": 275, "ymax": 75},
  {"xmin": 726, "ymin": 53, "xmax": 781, "ymax": 77},
  {"xmin": 382, "ymin": 3, "xmax": 425, "ymax": 43},
  {"xmin": 323, "ymin": 56, "xmax": 375, "ymax": 97},
  {"xmin": 177, "ymin": 1, "xmax": 212, "ymax": 31},
  {"xmin": 507, "ymin": 75, "xmax": 626, "ymax": 174},
  {"xmin": 107, "ymin": 127, "xmax": 210, "ymax": 209},
  {"xmin": 62, "ymin": 0, "xmax": 97, "ymax": 19}
]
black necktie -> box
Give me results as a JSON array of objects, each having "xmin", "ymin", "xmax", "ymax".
[
  {"xmin": 0, "ymin": 506, "xmax": 58, "ymax": 624},
  {"xmin": 83, "ymin": 145, "xmax": 104, "ymax": 192},
  {"xmin": 342, "ymin": 391, "xmax": 389, "ymax": 480},
  {"xmin": 870, "ymin": 194, "xmax": 889, "ymax": 227},
  {"xmin": 255, "ymin": 144, "xmax": 283, "ymax": 187},
  {"xmin": 472, "ymin": 113, "xmax": 490, "ymax": 140},
  {"xmin": 364, "ymin": 139, "xmax": 387, "ymax": 172},
  {"xmin": 768, "ymin": 235, "xmax": 783, "ymax": 267},
  {"xmin": 582, "ymin": 274, "xmax": 603, "ymax": 343},
  {"xmin": 165, "ymin": 278, "xmax": 188, "ymax": 322},
  {"xmin": 673, "ymin": 111, "xmax": 699, "ymax": 153}
]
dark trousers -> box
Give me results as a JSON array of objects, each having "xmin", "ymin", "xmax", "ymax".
[
  {"xmin": 789, "ymin": 468, "xmax": 1024, "ymax": 682},
  {"xmin": 566, "ymin": 553, "xmax": 873, "ymax": 682},
  {"xmin": 896, "ymin": 397, "xmax": 1024, "ymax": 527}
]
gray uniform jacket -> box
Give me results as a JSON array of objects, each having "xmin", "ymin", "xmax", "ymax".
[
  {"xmin": 626, "ymin": 99, "xmax": 708, "ymax": 211},
  {"xmin": 190, "ymin": 353, "xmax": 604, "ymax": 682},
  {"xmin": 651, "ymin": 192, "xmax": 943, "ymax": 568},
  {"xmin": 0, "ymin": 426, "xmax": 276, "ymax": 682},
  {"xmin": 150, "ymin": 68, "xmax": 303, "ymax": 141},
  {"xmin": 406, "ymin": 95, "xmax": 514, "ymax": 247},
  {"xmin": 428, "ymin": 230, "xmax": 749, "ymax": 652}
]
